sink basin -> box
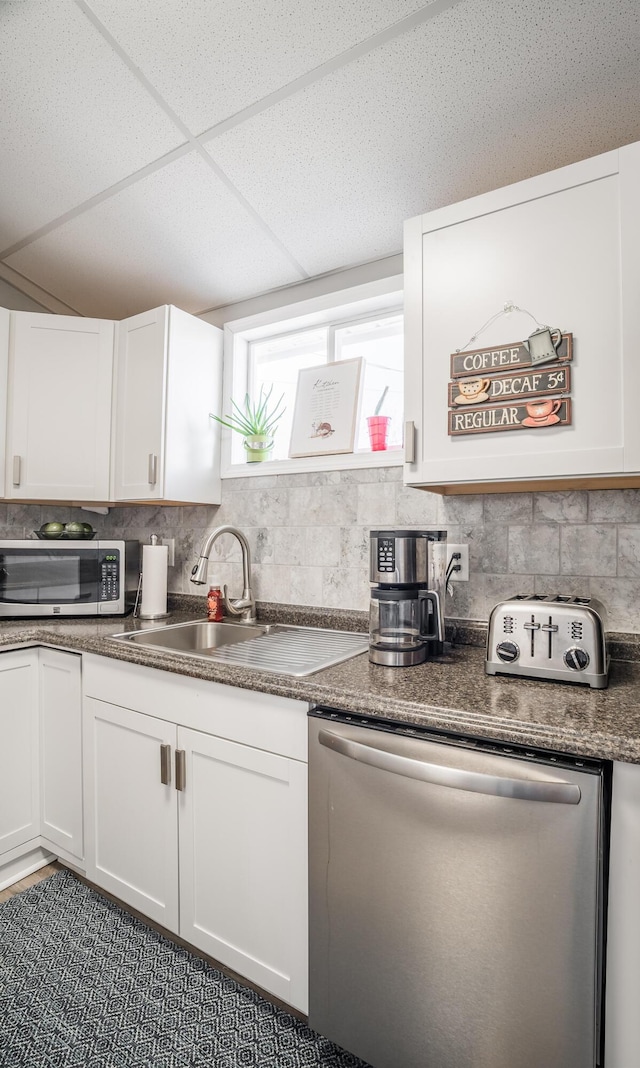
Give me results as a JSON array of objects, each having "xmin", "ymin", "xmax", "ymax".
[
  {"xmin": 110, "ymin": 619, "xmax": 369, "ymax": 677},
  {"xmin": 117, "ymin": 620, "xmax": 273, "ymax": 653}
]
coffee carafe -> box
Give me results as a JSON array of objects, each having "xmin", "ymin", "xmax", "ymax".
[{"xmin": 369, "ymin": 529, "xmax": 447, "ymax": 667}]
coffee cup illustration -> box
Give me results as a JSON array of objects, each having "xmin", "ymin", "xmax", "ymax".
[
  {"xmin": 455, "ymin": 377, "xmax": 491, "ymax": 404},
  {"xmin": 523, "ymin": 398, "xmax": 562, "ymax": 425}
]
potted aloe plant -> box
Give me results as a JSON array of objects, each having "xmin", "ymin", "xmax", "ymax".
[
  {"xmin": 366, "ymin": 386, "xmax": 390, "ymax": 451},
  {"xmin": 210, "ymin": 385, "xmax": 286, "ymax": 462}
]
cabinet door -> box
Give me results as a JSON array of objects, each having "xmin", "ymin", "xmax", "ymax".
[
  {"xmin": 112, "ymin": 305, "xmax": 223, "ymax": 504},
  {"xmin": 83, "ymin": 697, "xmax": 179, "ymax": 931},
  {"xmin": 163, "ymin": 306, "xmax": 222, "ymax": 505},
  {"xmin": 39, "ymin": 648, "xmax": 83, "ymax": 860},
  {"xmin": 0, "ymin": 307, "xmax": 9, "ymax": 499},
  {"xmin": 7, "ymin": 312, "xmax": 114, "ymax": 500},
  {"xmin": 404, "ymin": 146, "xmax": 640, "ymax": 489},
  {"xmin": 178, "ymin": 726, "xmax": 308, "ymax": 1012},
  {"xmin": 605, "ymin": 761, "xmax": 640, "ymax": 1068},
  {"xmin": 0, "ymin": 650, "xmax": 39, "ymax": 855},
  {"xmin": 112, "ymin": 306, "xmax": 168, "ymax": 500}
]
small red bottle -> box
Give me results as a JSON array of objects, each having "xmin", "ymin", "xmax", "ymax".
[{"xmin": 207, "ymin": 585, "xmax": 223, "ymax": 621}]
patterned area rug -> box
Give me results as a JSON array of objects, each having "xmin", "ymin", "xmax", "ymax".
[{"xmin": 0, "ymin": 870, "xmax": 369, "ymax": 1068}]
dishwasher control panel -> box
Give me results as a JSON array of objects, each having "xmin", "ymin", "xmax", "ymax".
[{"xmin": 485, "ymin": 595, "xmax": 609, "ymax": 688}]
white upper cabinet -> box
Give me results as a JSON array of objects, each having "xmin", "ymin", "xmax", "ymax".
[
  {"xmin": 403, "ymin": 141, "xmax": 640, "ymax": 492},
  {"xmin": 112, "ymin": 305, "xmax": 222, "ymax": 503},
  {"xmin": 5, "ymin": 312, "xmax": 114, "ymax": 500}
]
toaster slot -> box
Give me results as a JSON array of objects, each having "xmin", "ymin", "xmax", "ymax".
[
  {"xmin": 523, "ymin": 614, "xmax": 540, "ymax": 656},
  {"xmin": 541, "ymin": 616, "xmax": 559, "ymax": 658}
]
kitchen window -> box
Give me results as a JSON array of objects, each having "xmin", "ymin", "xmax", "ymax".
[{"xmin": 221, "ymin": 276, "xmax": 404, "ymax": 476}]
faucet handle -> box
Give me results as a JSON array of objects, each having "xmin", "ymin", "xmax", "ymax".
[{"xmin": 222, "ymin": 584, "xmax": 257, "ymax": 623}]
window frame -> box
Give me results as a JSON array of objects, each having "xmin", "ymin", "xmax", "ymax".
[{"xmin": 220, "ymin": 275, "xmax": 404, "ymax": 478}]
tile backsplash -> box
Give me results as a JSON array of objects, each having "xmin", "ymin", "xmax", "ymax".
[{"xmin": 3, "ymin": 472, "xmax": 640, "ymax": 632}]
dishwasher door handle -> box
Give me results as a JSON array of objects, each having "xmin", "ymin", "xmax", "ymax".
[{"xmin": 318, "ymin": 728, "xmax": 581, "ymax": 804}]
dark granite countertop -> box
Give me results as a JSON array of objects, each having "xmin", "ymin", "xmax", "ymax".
[{"xmin": 2, "ymin": 597, "xmax": 640, "ymax": 765}]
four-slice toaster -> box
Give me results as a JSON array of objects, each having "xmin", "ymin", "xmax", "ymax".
[{"xmin": 485, "ymin": 595, "xmax": 609, "ymax": 689}]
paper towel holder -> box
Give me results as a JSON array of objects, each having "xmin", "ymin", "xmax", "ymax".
[{"xmin": 136, "ymin": 534, "xmax": 170, "ymax": 620}]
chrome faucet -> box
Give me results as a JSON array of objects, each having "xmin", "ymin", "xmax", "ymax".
[{"xmin": 190, "ymin": 525, "xmax": 257, "ymax": 623}]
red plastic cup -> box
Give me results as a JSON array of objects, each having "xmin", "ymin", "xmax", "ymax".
[{"xmin": 367, "ymin": 415, "xmax": 390, "ymax": 451}]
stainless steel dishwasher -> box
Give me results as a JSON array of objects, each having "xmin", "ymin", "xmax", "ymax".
[{"xmin": 308, "ymin": 708, "xmax": 608, "ymax": 1068}]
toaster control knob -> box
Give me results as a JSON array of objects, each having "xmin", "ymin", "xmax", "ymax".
[
  {"xmin": 564, "ymin": 647, "xmax": 590, "ymax": 671},
  {"xmin": 496, "ymin": 641, "xmax": 519, "ymax": 663}
]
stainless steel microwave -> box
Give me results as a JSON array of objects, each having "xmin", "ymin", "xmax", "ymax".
[{"xmin": 0, "ymin": 540, "xmax": 140, "ymax": 617}]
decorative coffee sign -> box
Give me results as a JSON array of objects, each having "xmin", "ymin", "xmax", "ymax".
[
  {"xmin": 451, "ymin": 333, "xmax": 573, "ymax": 379},
  {"xmin": 450, "ymin": 398, "xmax": 572, "ymax": 436},
  {"xmin": 448, "ymin": 365, "xmax": 571, "ymax": 407},
  {"xmin": 447, "ymin": 332, "xmax": 574, "ymax": 437}
]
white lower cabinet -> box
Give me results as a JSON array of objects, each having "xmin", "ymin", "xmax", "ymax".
[
  {"xmin": 179, "ymin": 726, "xmax": 308, "ymax": 1006},
  {"xmin": 82, "ymin": 655, "xmax": 309, "ymax": 1013},
  {"xmin": 0, "ymin": 646, "xmax": 83, "ymax": 868},
  {"xmin": 83, "ymin": 699, "xmax": 179, "ymax": 930},
  {"xmin": 39, "ymin": 648, "xmax": 83, "ymax": 861},
  {"xmin": 0, "ymin": 650, "xmax": 39, "ymax": 856},
  {"xmin": 605, "ymin": 761, "xmax": 640, "ymax": 1067}
]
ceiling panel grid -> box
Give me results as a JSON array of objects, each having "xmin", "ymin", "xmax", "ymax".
[{"xmin": 0, "ymin": 0, "xmax": 638, "ymax": 317}]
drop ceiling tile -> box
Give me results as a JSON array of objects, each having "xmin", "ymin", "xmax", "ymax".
[
  {"xmin": 89, "ymin": 0, "xmax": 429, "ymax": 134},
  {"xmin": 0, "ymin": 1, "xmax": 184, "ymax": 247},
  {"xmin": 206, "ymin": 0, "xmax": 640, "ymax": 277},
  {"xmin": 5, "ymin": 153, "xmax": 304, "ymax": 318}
]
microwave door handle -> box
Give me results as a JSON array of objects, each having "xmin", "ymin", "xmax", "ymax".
[{"xmin": 318, "ymin": 729, "xmax": 581, "ymax": 805}]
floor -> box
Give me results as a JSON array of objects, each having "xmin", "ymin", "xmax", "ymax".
[
  {"xmin": 0, "ymin": 862, "xmax": 62, "ymax": 904},
  {"xmin": 0, "ymin": 861, "xmax": 306, "ymax": 1022}
]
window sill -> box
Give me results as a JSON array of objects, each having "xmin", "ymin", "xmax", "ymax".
[{"xmin": 221, "ymin": 448, "xmax": 404, "ymax": 479}]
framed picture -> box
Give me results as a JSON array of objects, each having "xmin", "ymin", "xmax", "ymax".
[{"xmin": 289, "ymin": 357, "xmax": 363, "ymax": 457}]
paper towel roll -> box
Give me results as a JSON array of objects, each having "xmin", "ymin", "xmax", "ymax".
[{"xmin": 140, "ymin": 543, "xmax": 169, "ymax": 619}]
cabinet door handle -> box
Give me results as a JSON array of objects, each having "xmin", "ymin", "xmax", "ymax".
[
  {"xmin": 148, "ymin": 453, "xmax": 158, "ymax": 486},
  {"xmin": 175, "ymin": 749, "xmax": 186, "ymax": 792},
  {"xmin": 404, "ymin": 421, "xmax": 416, "ymax": 464},
  {"xmin": 160, "ymin": 744, "xmax": 171, "ymax": 785},
  {"xmin": 12, "ymin": 455, "xmax": 21, "ymax": 486}
]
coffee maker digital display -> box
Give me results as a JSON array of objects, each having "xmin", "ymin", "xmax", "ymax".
[
  {"xmin": 369, "ymin": 529, "xmax": 447, "ymax": 667},
  {"xmin": 376, "ymin": 538, "xmax": 396, "ymax": 574}
]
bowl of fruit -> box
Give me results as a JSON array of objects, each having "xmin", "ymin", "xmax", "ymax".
[{"xmin": 35, "ymin": 521, "xmax": 96, "ymax": 540}]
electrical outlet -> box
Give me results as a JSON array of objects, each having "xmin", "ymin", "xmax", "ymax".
[
  {"xmin": 447, "ymin": 544, "xmax": 469, "ymax": 582},
  {"xmin": 163, "ymin": 538, "xmax": 176, "ymax": 567}
]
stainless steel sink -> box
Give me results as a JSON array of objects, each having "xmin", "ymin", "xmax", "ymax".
[
  {"xmin": 118, "ymin": 620, "xmax": 273, "ymax": 652},
  {"xmin": 110, "ymin": 619, "xmax": 369, "ymax": 677}
]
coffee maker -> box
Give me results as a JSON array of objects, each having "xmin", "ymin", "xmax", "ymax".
[{"xmin": 369, "ymin": 529, "xmax": 447, "ymax": 667}]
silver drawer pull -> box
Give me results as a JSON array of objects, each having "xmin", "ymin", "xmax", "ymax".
[
  {"xmin": 175, "ymin": 749, "xmax": 186, "ymax": 792},
  {"xmin": 160, "ymin": 744, "xmax": 171, "ymax": 785},
  {"xmin": 404, "ymin": 421, "xmax": 416, "ymax": 464}
]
